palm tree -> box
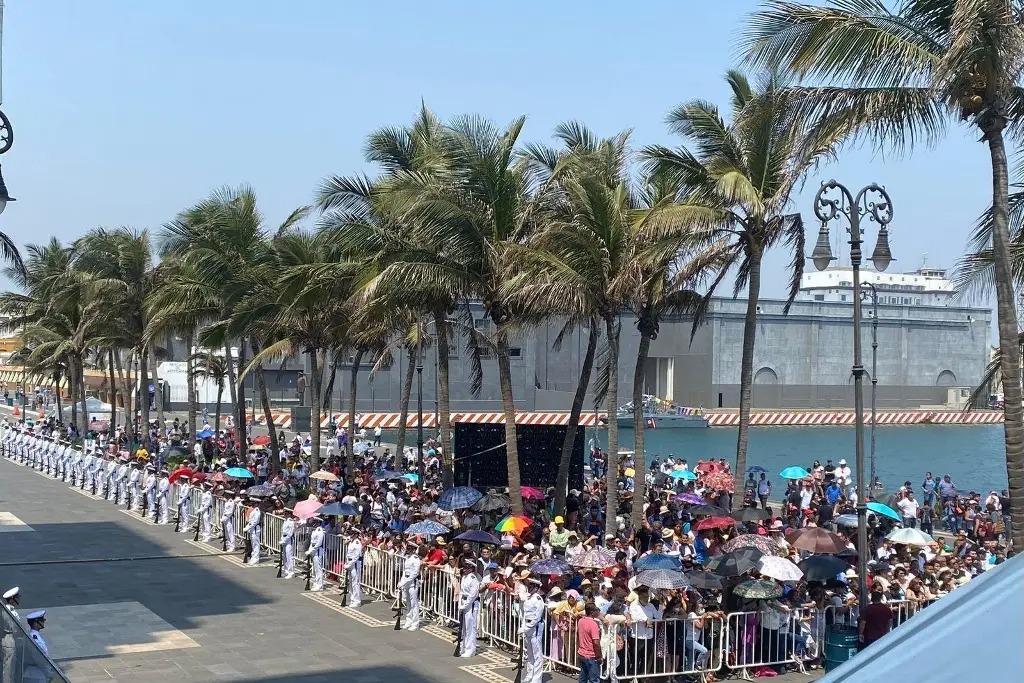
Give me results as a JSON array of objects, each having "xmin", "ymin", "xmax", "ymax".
[
  {"xmin": 645, "ymin": 70, "xmax": 850, "ymax": 499},
  {"xmin": 192, "ymin": 351, "xmax": 230, "ymax": 431},
  {"xmin": 741, "ymin": 0, "xmax": 1024, "ymax": 554}
]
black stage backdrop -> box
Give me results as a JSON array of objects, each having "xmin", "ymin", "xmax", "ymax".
[{"xmin": 453, "ymin": 423, "xmax": 585, "ymax": 490}]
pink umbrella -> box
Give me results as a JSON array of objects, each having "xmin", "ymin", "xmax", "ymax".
[
  {"xmin": 293, "ymin": 495, "xmax": 323, "ymax": 520},
  {"xmin": 521, "ymin": 486, "xmax": 545, "ymax": 501}
]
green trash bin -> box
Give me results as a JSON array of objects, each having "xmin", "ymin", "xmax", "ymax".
[{"xmin": 825, "ymin": 625, "xmax": 859, "ymax": 671}]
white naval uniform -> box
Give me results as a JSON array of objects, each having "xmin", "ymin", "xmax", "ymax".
[
  {"xmin": 105, "ymin": 459, "xmax": 118, "ymax": 500},
  {"xmin": 245, "ymin": 507, "xmax": 262, "ymax": 564},
  {"xmin": 143, "ymin": 473, "xmax": 157, "ymax": 519},
  {"xmin": 520, "ymin": 592, "xmax": 546, "ymax": 683},
  {"xmin": 396, "ymin": 554, "xmax": 422, "ymax": 630},
  {"xmin": 177, "ymin": 483, "xmax": 191, "ymax": 531},
  {"xmin": 116, "ymin": 463, "xmax": 130, "ymax": 505},
  {"xmin": 2, "ymin": 603, "xmax": 17, "ymax": 682},
  {"xmin": 344, "ymin": 539, "xmax": 363, "ymax": 605},
  {"xmin": 280, "ymin": 518, "xmax": 296, "ymax": 578},
  {"xmin": 306, "ymin": 526, "xmax": 325, "ymax": 590},
  {"xmin": 458, "ymin": 571, "xmax": 482, "ymax": 657},
  {"xmin": 200, "ymin": 490, "xmax": 214, "ymax": 541},
  {"xmin": 128, "ymin": 468, "xmax": 141, "ymax": 509},
  {"xmin": 222, "ymin": 499, "xmax": 237, "ymax": 550},
  {"xmin": 157, "ymin": 478, "xmax": 171, "ymax": 524}
]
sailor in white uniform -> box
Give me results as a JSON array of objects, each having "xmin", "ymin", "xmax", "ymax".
[
  {"xmin": 157, "ymin": 470, "xmax": 171, "ymax": 524},
  {"xmin": 280, "ymin": 512, "xmax": 296, "ymax": 578},
  {"xmin": 458, "ymin": 559, "xmax": 482, "ymax": 657},
  {"xmin": 143, "ymin": 466, "xmax": 158, "ymax": 520},
  {"xmin": 305, "ymin": 520, "xmax": 326, "ymax": 591},
  {"xmin": 2, "ymin": 587, "xmax": 20, "ymax": 682},
  {"xmin": 520, "ymin": 578, "xmax": 547, "ymax": 683},
  {"xmin": 245, "ymin": 501, "xmax": 262, "ymax": 564},
  {"xmin": 344, "ymin": 532, "xmax": 363, "ymax": 606},
  {"xmin": 105, "ymin": 454, "xmax": 118, "ymax": 501},
  {"xmin": 199, "ymin": 482, "xmax": 214, "ymax": 541},
  {"xmin": 115, "ymin": 458, "xmax": 130, "ymax": 506},
  {"xmin": 222, "ymin": 493, "xmax": 238, "ymax": 550},
  {"xmin": 128, "ymin": 463, "xmax": 142, "ymax": 510},
  {"xmin": 397, "ymin": 544, "xmax": 425, "ymax": 630},
  {"xmin": 176, "ymin": 477, "xmax": 192, "ymax": 532},
  {"xmin": 24, "ymin": 610, "xmax": 49, "ymax": 682}
]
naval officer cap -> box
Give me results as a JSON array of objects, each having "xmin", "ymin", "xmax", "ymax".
[
  {"xmin": 2, "ymin": 586, "xmax": 18, "ymax": 600},
  {"xmin": 26, "ymin": 610, "xmax": 45, "ymax": 621}
]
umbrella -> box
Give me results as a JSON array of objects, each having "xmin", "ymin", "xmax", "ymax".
[
  {"xmin": 688, "ymin": 504, "xmax": 729, "ymax": 517},
  {"xmin": 835, "ymin": 513, "xmax": 860, "ymax": 528},
  {"xmin": 406, "ymin": 520, "xmax": 450, "ymax": 536},
  {"xmin": 371, "ymin": 470, "xmax": 403, "ymax": 482},
  {"xmin": 438, "ymin": 486, "xmax": 484, "ymax": 511},
  {"xmin": 798, "ymin": 555, "xmax": 850, "ymax": 582},
  {"xmin": 88, "ymin": 419, "xmax": 110, "ymax": 432},
  {"xmin": 694, "ymin": 462, "xmax": 720, "ymax": 474},
  {"xmin": 225, "ymin": 467, "xmax": 254, "ymax": 479},
  {"xmin": 675, "ymin": 493, "xmax": 706, "ymax": 505},
  {"xmin": 694, "ymin": 516, "xmax": 737, "ymax": 531},
  {"xmin": 780, "ymin": 466, "xmax": 810, "ymax": 480},
  {"xmin": 712, "ymin": 547, "xmax": 763, "ymax": 576},
  {"xmin": 168, "ymin": 467, "xmax": 194, "ymax": 484},
  {"xmin": 867, "ymin": 501, "xmax": 902, "ymax": 521},
  {"xmin": 722, "ymin": 534, "xmax": 780, "ymax": 556},
  {"xmin": 731, "ymin": 507, "xmax": 771, "ymax": 522},
  {"xmin": 310, "ymin": 470, "xmax": 340, "ymax": 482},
  {"xmin": 245, "ymin": 484, "xmax": 275, "ymax": 497},
  {"xmin": 636, "ymin": 569, "xmax": 689, "ymax": 590},
  {"xmin": 835, "ymin": 547, "xmax": 859, "ymax": 559},
  {"xmin": 167, "ymin": 445, "xmax": 189, "ymax": 459},
  {"xmin": 633, "ymin": 553, "xmax": 682, "ymax": 571},
  {"xmin": 734, "ymin": 579, "xmax": 784, "ymax": 600},
  {"xmin": 757, "ymin": 556, "xmax": 804, "ymax": 582},
  {"xmin": 210, "ymin": 472, "xmax": 228, "ymax": 483},
  {"xmin": 251, "ymin": 434, "xmax": 271, "ymax": 446},
  {"xmin": 197, "ymin": 428, "xmax": 216, "ymax": 439},
  {"xmin": 293, "ymin": 496, "xmax": 323, "ymax": 520},
  {"xmin": 473, "ymin": 492, "xmax": 510, "ymax": 512},
  {"xmin": 569, "ymin": 547, "xmax": 617, "ymax": 569},
  {"xmin": 703, "ymin": 472, "xmax": 734, "ymax": 492},
  {"xmin": 669, "ymin": 470, "xmax": 698, "ymax": 481},
  {"xmin": 624, "ymin": 467, "xmax": 636, "ymax": 477},
  {"xmin": 886, "ymin": 527, "xmax": 935, "ymax": 546},
  {"xmin": 494, "ymin": 515, "xmax": 532, "ymax": 535},
  {"xmin": 685, "ymin": 570, "xmax": 725, "ymax": 590},
  {"xmin": 529, "ymin": 558, "xmax": 574, "ymax": 575},
  {"xmin": 786, "ymin": 528, "xmax": 849, "ymax": 554},
  {"xmin": 317, "ymin": 502, "xmax": 360, "ymax": 517},
  {"xmin": 520, "ymin": 486, "xmax": 546, "ymax": 500},
  {"xmin": 746, "ymin": 466, "xmax": 767, "ymax": 474},
  {"xmin": 454, "ymin": 530, "xmax": 502, "ymax": 545},
  {"xmin": 189, "ymin": 472, "xmax": 207, "ymax": 483}
]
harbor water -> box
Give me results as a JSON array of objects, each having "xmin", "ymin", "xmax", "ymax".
[{"xmin": 597, "ymin": 424, "xmax": 1009, "ymax": 494}]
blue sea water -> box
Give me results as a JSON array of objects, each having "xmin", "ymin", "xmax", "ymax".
[{"xmin": 597, "ymin": 424, "xmax": 1009, "ymax": 495}]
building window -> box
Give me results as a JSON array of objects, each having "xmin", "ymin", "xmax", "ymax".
[
  {"xmin": 915, "ymin": 298, "xmax": 922, "ymax": 305},
  {"xmin": 903, "ymin": 297, "xmax": 910, "ymax": 305},
  {"xmin": 840, "ymin": 294, "xmax": 847, "ymax": 302},
  {"xmin": 814, "ymin": 294, "xmax": 824, "ymax": 301},
  {"xmin": 509, "ymin": 347, "xmax": 522, "ymax": 359}
]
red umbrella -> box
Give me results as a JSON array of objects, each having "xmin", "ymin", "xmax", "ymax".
[
  {"xmin": 252, "ymin": 434, "xmax": 271, "ymax": 446},
  {"xmin": 703, "ymin": 472, "xmax": 735, "ymax": 492},
  {"xmin": 211, "ymin": 472, "xmax": 228, "ymax": 483},
  {"xmin": 190, "ymin": 472, "xmax": 208, "ymax": 483},
  {"xmin": 695, "ymin": 461, "xmax": 720, "ymax": 474},
  {"xmin": 168, "ymin": 467, "xmax": 194, "ymax": 484},
  {"xmin": 521, "ymin": 486, "xmax": 546, "ymax": 500},
  {"xmin": 694, "ymin": 515, "xmax": 737, "ymax": 531}
]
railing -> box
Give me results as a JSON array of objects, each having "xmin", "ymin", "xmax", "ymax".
[
  {"xmin": 601, "ymin": 615, "xmax": 727, "ymax": 680},
  {"xmin": 1, "ymin": 601, "xmax": 72, "ymax": 682}
]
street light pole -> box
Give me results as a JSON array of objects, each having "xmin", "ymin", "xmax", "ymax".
[
  {"xmin": 863, "ymin": 282, "xmax": 879, "ymax": 492},
  {"xmin": 810, "ymin": 179, "xmax": 894, "ymax": 612}
]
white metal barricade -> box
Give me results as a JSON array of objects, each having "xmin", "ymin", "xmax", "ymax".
[
  {"xmin": 361, "ymin": 546, "xmax": 402, "ymax": 600},
  {"xmin": 601, "ymin": 616, "xmax": 726, "ymax": 681},
  {"xmin": 421, "ymin": 565, "xmax": 460, "ymax": 626},
  {"xmin": 725, "ymin": 608, "xmax": 801, "ymax": 673},
  {"xmin": 262, "ymin": 512, "xmax": 284, "ymax": 558},
  {"xmin": 322, "ymin": 533, "xmax": 347, "ymax": 583},
  {"xmin": 478, "ymin": 587, "xmax": 521, "ymax": 650},
  {"xmin": 543, "ymin": 610, "xmax": 581, "ymax": 674}
]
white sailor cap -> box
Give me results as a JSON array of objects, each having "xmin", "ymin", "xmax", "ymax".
[
  {"xmin": 26, "ymin": 610, "xmax": 45, "ymax": 621},
  {"xmin": 2, "ymin": 586, "xmax": 18, "ymax": 600}
]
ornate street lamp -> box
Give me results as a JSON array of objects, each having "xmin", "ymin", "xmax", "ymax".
[{"xmin": 811, "ymin": 179, "xmax": 894, "ymax": 611}]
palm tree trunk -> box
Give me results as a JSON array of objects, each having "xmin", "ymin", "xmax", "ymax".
[
  {"xmin": 603, "ymin": 315, "xmax": 621, "ymax": 538},
  {"xmin": 69, "ymin": 369, "xmax": 78, "ymax": 429},
  {"xmin": 496, "ymin": 331, "xmax": 524, "ymax": 515},
  {"xmin": 322, "ymin": 355, "xmax": 339, "ymax": 413},
  {"xmin": 733, "ymin": 248, "xmax": 762, "ymax": 506},
  {"xmin": 234, "ymin": 341, "xmax": 248, "ymax": 439},
  {"xmin": 309, "ymin": 348, "xmax": 323, "ymax": 472},
  {"xmin": 554, "ymin": 318, "xmax": 598, "ymax": 516},
  {"xmin": 434, "ymin": 311, "xmax": 454, "ymax": 487},
  {"xmin": 139, "ymin": 345, "xmax": 151, "ymax": 435},
  {"xmin": 53, "ymin": 371, "xmax": 63, "ymax": 421},
  {"xmin": 214, "ymin": 382, "xmax": 223, "ymax": 435},
  {"xmin": 631, "ymin": 327, "xmax": 652, "ymax": 529},
  {"xmin": 185, "ymin": 332, "xmax": 198, "ymax": 448},
  {"xmin": 396, "ymin": 342, "xmax": 418, "ymax": 455},
  {"xmin": 108, "ymin": 350, "xmax": 117, "ymax": 428},
  {"xmin": 345, "ymin": 349, "xmax": 365, "ymax": 480},
  {"xmin": 77, "ymin": 356, "xmax": 88, "ymax": 438},
  {"xmin": 251, "ymin": 338, "xmax": 279, "ymax": 471},
  {"xmin": 225, "ymin": 342, "xmax": 238, "ymax": 415},
  {"xmin": 985, "ymin": 126, "xmax": 1024, "ymax": 549},
  {"xmin": 151, "ymin": 346, "xmax": 165, "ymax": 432}
]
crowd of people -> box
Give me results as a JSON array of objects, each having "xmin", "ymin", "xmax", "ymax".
[{"xmin": 0, "ymin": 416, "xmax": 1016, "ymax": 683}]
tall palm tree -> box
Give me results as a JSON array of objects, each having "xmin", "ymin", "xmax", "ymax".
[
  {"xmin": 742, "ymin": 0, "xmax": 1024, "ymax": 546},
  {"xmin": 645, "ymin": 70, "xmax": 850, "ymax": 499},
  {"xmin": 192, "ymin": 351, "xmax": 230, "ymax": 431}
]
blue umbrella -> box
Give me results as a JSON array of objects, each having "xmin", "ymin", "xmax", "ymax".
[
  {"xmin": 406, "ymin": 520, "xmax": 450, "ymax": 536},
  {"xmin": 835, "ymin": 513, "xmax": 859, "ymax": 528},
  {"xmin": 746, "ymin": 466, "xmax": 767, "ymax": 474},
  {"xmin": 403, "ymin": 473, "xmax": 419, "ymax": 483},
  {"xmin": 669, "ymin": 470, "xmax": 698, "ymax": 481},
  {"xmin": 316, "ymin": 502, "xmax": 359, "ymax": 517},
  {"xmin": 245, "ymin": 484, "xmax": 274, "ymax": 497},
  {"xmin": 438, "ymin": 486, "xmax": 483, "ymax": 511},
  {"xmin": 633, "ymin": 553, "xmax": 683, "ymax": 571},
  {"xmin": 529, "ymin": 558, "xmax": 574, "ymax": 575},
  {"xmin": 454, "ymin": 530, "xmax": 502, "ymax": 545},
  {"xmin": 197, "ymin": 428, "xmax": 215, "ymax": 439},
  {"xmin": 780, "ymin": 466, "xmax": 810, "ymax": 480},
  {"xmin": 225, "ymin": 467, "xmax": 254, "ymax": 479},
  {"xmin": 866, "ymin": 501, "xmax": 902, "ymax": 521}
]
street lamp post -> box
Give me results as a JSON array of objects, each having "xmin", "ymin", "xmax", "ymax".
[
  {"xmin": 863, "ymin": 282, "xmax": 879, "ymax": 492},
  {"xmin": 810, "ymin": 179, "xmax": 894, "ymax": 611},
  {"xmin": 416, "ymin": 359, "xmax": 425, "ymax": 488}
]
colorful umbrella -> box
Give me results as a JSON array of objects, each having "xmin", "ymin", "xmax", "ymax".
[
  {"xmin": 633, "ymin": 553, "xmax": 682, "ymax": 571},
  {"xmin": 454, "ymin": 530, "xmax": 502, "ymax": 545},
  {"xmin": 529, "ymin": 558, "xmax": 574, "ymax": 575},
  {"xmin": 438, "ymin": 486, "xmax": 483, "ymax": 511},
  {"xmin": 520, "ymin": 486, "xmax": 546, "ymax": 500},
  {"xmin": 669, "ymin": 470, "xmax": 698, "ymax": 481},
  {"xmin": 636, "ymin": 569, "xmax": 688, "ymax": 590},
  {"xmin": 225, "ymin": 467, "xmax": 254, "ymax": 479},
  {"xmin": 168, "ymin": 467, "xmax": 194, "ymax": 484},
  {"xmin": 757, "ymin": 556, "xmax": 804, "ymax": 582},
  {"xmin": 569, "ymin": 547, "xmax": 617, "ymax": 569},
  {"xmin": 786, "ymin": 527, "xmax": 849, "ymax": 554},
  {"xmin": 675, "ymin": 493, "xmax": 707, "ymax": 505},
  {"xmin": 293, "ymin": 496, "xmax": 323, "ymax": 520},
  {"xmin": 310, "ymin": 470, "xmax": 339, "ymax": 482},
  {"xmin": 694, "ymin": 461, "xmax": 720, "ymax": 474},
  {"xmin": 685, "ymin": 570, "xmax": 725, "ymax": 590},
  {"xmin": 798, "ymin": 555, "xmax": 850, "ymax": 582},
  {"xmin": 734, "ymin": 579, "xmax": 784, "ymax": 600},
  {"xmin": 317, "ymin": 502, "xmax": 359, "ymax": 517},
  {"xmin": 722, "ymin": 534, "xmax": 780, "ymax": 556},
  {"xmin": 406, "ymin": 520, "xmax": 450, "ymax": 536},
  {"xmin": 711, "ymin": 547, "xmax": 763, "ymax": 576},
  {"xmin": 694, "ymin": 515, "xmax": 737, "ymax": 531},
  {"xmin": 731, "ymin": 507, "xmax": 771, "ymax": 522},
  {"xmin": 251, "ymin": 434, "xmax": 271, "ymax": 446},
  {"xmin": 703, "ymin": 472, "xmax": 735, "ymax": 492},
  {"xmin": 780, "ymin": 466, "xmax": 810, "ymax": 480},
  {"xmin": 688, "ymin": 504, "xmax": 729, "ymax": 516},
  {"xmin": 494, "ymin": 515, "xmax": 532, "ymax": 535},
  {"xmin": 885, "ymin": 527, "xmax": 935, "ymax": 546},
  {"xmin": 867, "ymin": 501, "xmax": 902, "ymax": 521}
]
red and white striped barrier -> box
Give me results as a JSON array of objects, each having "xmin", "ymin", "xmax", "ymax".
[{"xmin": 706, "ymin": 410, "xmax": 1003, "ymax": 427}]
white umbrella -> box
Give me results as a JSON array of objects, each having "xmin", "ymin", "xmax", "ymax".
[
  {"xmin": 886, "ymin": 527, "xmax": 935, "ymax": 546},
  {"xmin": 757, "ymin": 555, "xmax": 804, "ymax": 582}
]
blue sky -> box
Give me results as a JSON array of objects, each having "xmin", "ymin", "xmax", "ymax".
[{"xmin": 0, "ymin": 0, "xmax": 998, "ymax": 309}]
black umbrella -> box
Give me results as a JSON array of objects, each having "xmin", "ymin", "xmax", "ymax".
[
  {"xmin": 711, "ymin": 547, "xmax": 764, "ymax": 577},
  {"xmin": 731, "ymin": 507, "xmax": 771, "ymax": 522},
  {"xmin": 472, "ymin": 492, "xmax": 510, "ymax": 513},
  {"xmin": 454, "ymin": 530, "xmax": 503, "ymax": 545},
  {"xmin": 688, "ymin": 504, "xmax": 729, "ymax": 516},
  {"xmin": 835, "ymin": 547, "xmax": 859, "ymax": 559},
  {"xmin": 798, "ymin": 555, "xmax": 850, "ymax": 582},
  {"xmin": 685, "ymin": 570, "xmax": 725, "ymax": 590}
]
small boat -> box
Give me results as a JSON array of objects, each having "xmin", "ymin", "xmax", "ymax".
[{"xmin": 615, "ymin": 395, "xmax": 709, "ymax": 429}]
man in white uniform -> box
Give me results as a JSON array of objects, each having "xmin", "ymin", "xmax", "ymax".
[
  {"xmin": 24, "ymin": 610, "xmax": 49, "ymax": 682},
  {"xmin": 458, "ymin": 560, "xmax": 482, "ymax": 657},
  {"xmin": 305, "ymin": 520, "xmax": 326, "ymax": 591},
  {"xmin": 105, "ymin": 454, "xmax": 118, "ymax": 501},
  {"xmin": 157, "ymin": 470, "xmax": 171, "ymax": 524},
  {"xmin": 128, "ymin": 463, "xmax": 142, "ymax": 510},
  {"xmin": 2, "ymin": 586, "xmax": 20, "ymax": 682},
  {"xmin": 520, "ymin": 579, "xmax": 546, "ymax": 683},
  {"xmin": 280, "ymin": 512, "xmax": 296, "ymax": 578},
  {"xmin": 245, "ymin": 501, "xmax": 262, "ymax": 565},
  {"xmin": 344, "ymin": 532, "xmax": 363, "ymax": 606},
  {"xmin": 177, "ymin": 477, "xmax": 192, "ymax": 532},
  {"xmin": 222, "ymin": 493, "xmax": 237, "ymax": 551},
  {"xmin": 115, "ymin": 458, "xmax": 130, "ymax": 506},
  {"xmin": 396, "ymin": 544, "xmax": 424, "ymax": 630},
  {"xmin": 143, "ymin": 466, "xmax": 158, "ymax": 520},
  {"xmin": 199, "ymin": 482, "xmax": 215, "ymax": 542}
]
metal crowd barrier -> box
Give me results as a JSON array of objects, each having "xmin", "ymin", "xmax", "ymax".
[
  {"xmin": 601, "ymin": 615, "xmax": 726, "ymax": 680},
  {"xmin": 478, "ymin": 587, "xmax": 521, "ymax": 649},
  {"xmin": 421, "ymin": 565, "xmax": 460, "ymax": 627}
]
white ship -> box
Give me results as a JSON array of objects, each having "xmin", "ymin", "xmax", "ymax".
[{"xmin": 615, "ymin": 395, "xmax": 708, "ymax": 429}]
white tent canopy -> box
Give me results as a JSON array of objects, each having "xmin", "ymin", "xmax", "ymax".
[{"xmin": 820, "ymin": 552, "xmax": 1024, "ymax": 682}]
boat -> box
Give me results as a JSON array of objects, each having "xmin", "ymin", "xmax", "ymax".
[{"xmin": 614, "ymin": 395, "xmax": 709, "ymax": 429}]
